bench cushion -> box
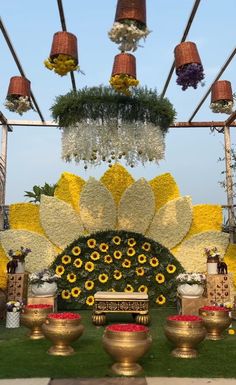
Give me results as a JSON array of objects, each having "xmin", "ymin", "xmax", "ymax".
[{"xmin": 94, "ymin": 291, "xmax": 148, "ymax": 300}]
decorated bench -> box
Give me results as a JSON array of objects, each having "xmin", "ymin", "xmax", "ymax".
[{"xmin": 92, "ymin": 291, "xmax": 150, "ymax": 326}]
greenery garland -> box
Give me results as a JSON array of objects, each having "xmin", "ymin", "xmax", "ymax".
[
  {"xmin": 51, "ymin": 86, "xmax": 176, "ymax": 131},
  {"xmin": 51, "ymin": 229, "xmax": 184, "ymax": 310}
]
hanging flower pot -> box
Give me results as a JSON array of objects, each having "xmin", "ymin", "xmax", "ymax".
[
  {"xmin": 210, "ymin": 80, "xmax": 234, "ymax": 114},
  {"xmin": 108, "ymin": 0, "xmax": 150, "ymax": 52},
  {"xmin": 174, "ymin": 41, "xmax": 205, "ymax": 90},
  {"xmin": 4, "ymin": 76, "xmax": 32, "ymax": 115},
  {"xmin": 110, "ymin": 53, "xmax": 139, "ymax": 95},
  {"xmin": 44, "ymin": 31, "xmax": 79, "ymax": 76}
]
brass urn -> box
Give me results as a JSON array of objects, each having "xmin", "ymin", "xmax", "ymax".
[
  {"xmin": 199, "ymin": 306, "xmax": 231, "ymax": 340},
  {"xmin": 102, "ymin": 323, "xmax": 152, "ymax": 376},
  {"xmin": 42, "ymin": 312, "xmax": 84, "ymax": 356},
  {"xmin": 164, "ymin": 315, "xmax": 206, "ymax": 358},
  {"xmin": 21, "ymin": 304, "xmax": 53, "ymax": 339}
]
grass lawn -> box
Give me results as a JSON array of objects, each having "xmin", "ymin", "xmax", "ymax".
[{"xmin": 0, "ymin": 308, "xmax": 236, "ymax": 379}]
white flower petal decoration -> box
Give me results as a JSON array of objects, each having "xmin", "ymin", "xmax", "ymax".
[
  {"xmin": 173, "ymin": 231, "xmax": 229, "ymax": 273},
  {"xmin": 0, "ymin": 230, "xmax": 58, "ymax": 273},
  {"xmin": 146, "ymin": 196, "xmax": 192, "ymax": 249},
  {"xmin": 118, "ymin": 178, "xmax": 155, "ymax": 234},
  {"xmin": 40, "ymin": 195, "xmax": 84, "ymax": 249},
  {"xmin": 79, "ymin": 178, "xmax": 116, "ymax": 232}
]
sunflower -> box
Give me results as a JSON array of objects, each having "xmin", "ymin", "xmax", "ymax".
[
  {"xmin": 127, "ymin": 247, "xmax": 136, "ymax": 257},
  {"xmin": 150, "ymin": 257, "xmax": 159, "ymax": 267},
  {"xmin": 142, "ymin": 242, "xmax": 151, "ymax": 252},
  {"xmin": 85, "ymin": 280, "xmax": 94, "ymax": 290},
  {"xmin": 122, "ymin": 259, "xmax": 131, "ymax": 268},
  {"xmin": 62, "ymin": 255, "xmax": 71, "ymax": 264},
  {"xmin": 156, "ymin": 294, "xmax": 166, "ymax": 305},
  {"xmin": 104, "ymin": 255, "xmax": 113, "ymax": 264},
  {"xmin": 138, "ymin": 254, "xmax": 147, "ymax": 264},
  {"xmin": 87, "ymin": 239, "xmax": 96, "ymax": 248},
  {"xmin": 73, "ymin": 258, "xmax": 83, "ymax": 268},
  {"xmin": 113, "ymin": 250, "xmax": 122, "ymax": 259},
  {"xmin": 138, "ymin": 285, "xmax": 148, "ymax": 293},
  {"xmin": 155, "ymin": 273, "xmax": 165, "ymax": 284},
  {"xmin": 72, "ymin": 246, "xmax": 81, "ymax": 256},
  {"xmin": 113, "ymin": 270, "xmax": 122, "ymax": 280},
  {"xmin": 125, "ymin": 284, "xmax": 134, "ymax": 292},
  {"xmin": 67, "ymin": 273, "xmax": 77, "ymax": 283},
  {"xmin": 99, "ymin": 273, "xmax": 109, "ymax": 283},
  {"xmin": 85, "ymin": 261, "xmax": 95, "ymax": 272},
  {"xmin": 112, "ymin": 236, "xmax": 121, "ymax": 245},
  {"xmin": 136, "ymin": 267, "xmax": 145, "ymax": 276},
  {"xmin": 71, "ymin": 287, "xmax": 81, "ymax": 297},
  {"xmin": 90, "ymin": 251, "xmax": 100, "ymax": 261},
  {"xmin": 55, "ymin": 265, "xmax": 65, "ymax": 276},
  {"xmin": 99, "ymin": 243, "xmax": 109, "ymax": 252},
  {"xmin": 61, "ymin": 289, "xmax": 71, "ymax": 299},
  {"xmin": 166, "ymin": 264, "xmax": 176, "ymax": 274},
  {"xmin": 86, "ymin": 295, "xmax": 95, "ymax": 306},
  {"xmin": 128, "ymin": 238, "xmax": 136, "ymax": 247}
]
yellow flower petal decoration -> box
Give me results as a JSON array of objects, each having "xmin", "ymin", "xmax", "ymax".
[
  {"xmin": 90, "ymin": 251, "xmax": 100, "ymax": 261},
  {"xmin": 185, "ymin": 205, "xmax": 223, "ymax": 239},
  {"xmin": 85, "ymin": 280, "xmax": 94, "ymax": 290},
  {"xmin": 72, "ymin": 246, "xmax": 81, "ymax": 256},
  {"xmin": 87, "ymin": 239, "xmax": 96, "ymax": 248},
  {"xmin": 98, "ymin": 273, "xmax": 109, "ymax": 283},
  {"xmin": 118, "ymin": 179, "xmax": 155, "ymax": 234},
  {"xmin": 136, "ymin": 267, "xmax": 145, "ymax": 276},
  {"xmin": 9, "ymin": 203, "xmax": 45, "ymax": 235},
  {"xmin": 71, "ymin": 287, "xmax": 81, "ymax": 298},
  {"xmin": 142, "ymin": 242, "xmax": 151, "ymax": 252},
  {"xmin": 155, "ymin": 273, "xmax": 165, "ymax": 284},
  {"xmin": 146, "ymin": 196, "xmax": 192, "ymax": 249},
  {"xmin": 113, "ymin": 250, "xmax": 122, "ymax": 259},
  {"xmin": 40, "ymin": 195, "xmax": 84, "ymax": 249},
  {"xmin": 112, "ymin": 236, "xmax": 121, "ymax": 245},
  {"xmin": 100, "ymin": 164, "xmax": 134, "ymax": 205},
  {"xmin": 128, "ymin": 238, "xmax": 136, "ymax": 247},
  {"xmin": 86, "ymin": 295, "xmax": 94, "ymax": 306},
  {"xmin": 67, "ymin": 273, "xmax": 76, "ymax": 283},
  {"xmin": 104, "ymin": 255, "xmax": 113, "ymax": 264},
  {"xmin": 127, "ymin": 247, "xmax": 135, "ymax": 257},
  {"xmin": 62, "ymin": 255, "xmax": 71, "ymax": 264},
  {"xmin": 156, "ymin": 294, "xmax": 166, "ymax": 305},
  {"xmin": 224, "ymin": 243, "xmax": 236, "ymax": 286},
  {"xmin": 228, "ymin": 329, "xmax": 235, "ymax": 335},
  {"xmin": 99, "ymin": 243, "xmax": 109, "ymax": 253},
  {"xmin": 0, "ymin": 244, "xmax": 8, "ymax": 289},
  {"xmin": 150, "ymin": 257, "xmax": 159, "ymax": 267},
  {"xmin": 113, "ymin": 270, "xmax": 122, "ymax": 280},
  {"xmin": 166, "ymin": 264, "xmax": 176, "ymax": 274},
  {"xmin": 174, "ymin": 231, "xmax": 229, "ymax": 273},
  {"xmin": 138, "ymin": 285, "xmax": 148, "ymax": 293},
  {"xmin": 80, "ymin": 178, "xmax": 116, "ymax": 232},
  {"xmin": 0, "ymin": 229, "xmax": 58, "ymax": 273},
  {"xmin": 73, "ymin": 258, "xmax": 83, "ymax": 268},
  {"xmin": 54, "ymin": 172, "xmax": 85, "ymax": 211},
  {"xmin": 55, "ymin": 265, "xmax": 65, "ymax": 276},
  {"xmin": 149, "ymin": 173, "xmax": 180, "ymax": 211},
  {"xmin": 125, "ymin": 284, "xmax": 134, "ymax": 292},
  {"xmin": 61, "ymin": 289, "xmax": 71, "ymax": 299},
  {"xmin": 122, "ymin": 259, "xmax": 131, "ymax": 268},
  {"xmin": 138, "ymin": 254, "xmax": 147, "ymax": 264},
  {"xmin": 85, "ymin": 261, "xmax": 95, "ymax": 272}
]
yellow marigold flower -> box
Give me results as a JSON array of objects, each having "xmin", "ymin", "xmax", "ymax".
[
  {"xmin": 73, "ymin": 258, "xmax": 83, "ymax": 268},
  {"xmin": 14, "ymin": 250, "xmax": 22, "ymax": 257},
  {"xmin": 142, "ymin": 242, "xmax": 151, "ymax": 252},
  {"xmin": 85, "ymin": 280, "xmax": 94, "ymax": 290},
  {"xmin": 125, "ymin": 284, "xmax": 134, "ymax": 293},
  {"xmin": 87, "ymin": 239, "xmax": 96, "ymax": 248},
  {"xmin": 113, "ymin": 250, "xmax": 122, "ymax": 259},
  {"xmin": 62, "ymin": 255, "xmax": 71, "ymax": 264},
  {"xmin": 156, "ymin": 294, "xmax": 166, "ymax": 305},
  {"xmin": 104, "ymin": 255, "xmax": 113, "ymax": 264},
  {"xmin": 228, "ymin": 329, "xmax": 235, "ymax": 335},
  {"xmin": 112, "ymin": 236, "xmax": 121, "ymax": 245},
  {"xmin": 113, "ymin": 270, "xmax": 122, "ymax": 280},
  {"xmin": 127, "ymin": 247, "xmax": 136, "ymax": 257},
  {"xmin": 85, "ymin": 261, "xmax": 95, "ymax": 272},
  {"xmin": 150, "ymin": 257, "xmax": 159, "ymax": 267},
  {"xmin": 138, "ymin": 254, "xmax": 147, "ymax": 264},
  {"xmin": 128, "ymin": 238, "xmax": 136, "ymax": 247},
  {"xmin": 61, "ymin": 289, "xmax": 71, "ymax": 299},
  {"xmin": 55, "ymin": 265, "xmax": 65, "ymax": 276},
  {"xmin": 99, "ymin": 273, "xmax": 109, "ymax": 284},
  {"xmin": 90, "ymin": 251, "xmax": 100, "ymax": 261},
  {"xmin": 138, "ymin": 285, "xmax": 148, "ymax": 293},
  {"xmin": 122, "ymin": 259, "xmax": 131, "ymax": 268},
  {"xmin": 71, "ymin": 287, "xmax": 81, "ymax": 298},
  {"xmin": 136, "ymin": 267, "xmax": 145, "ymax": 276},
  {"xmin": 166, "ymin": 264, "xmax": 176, "ymax": 274},
  {"xmin": 86, "ymin": 295, "xmax": 95, "ymax": 306},
  {"xmin": 99, "ymin": 243, "xmax": 109, "ymax": 253},
  {"xmin": 72, "ymin": 246, "xmax": 81, "ymax": 256},
  {"xmin": 155, "ymin": 273, "xmax": 165, "ymax": 284},
  {"xmin": 67, "ymin": 273, "xmax": 77, "ymax": 283}
]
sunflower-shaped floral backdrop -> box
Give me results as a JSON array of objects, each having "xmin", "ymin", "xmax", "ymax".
[{"xmin": 0, "ymin": 164, "xmax": 234, "ymax": 306}]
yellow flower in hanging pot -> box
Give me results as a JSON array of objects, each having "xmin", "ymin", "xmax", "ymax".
[
  {"xmin": 44, "ymin": 54, "xmax": 79, "ymax": 76},
  {"xmin": 110, "ymin": 74, "xmax": 139, "ymax": 96}
]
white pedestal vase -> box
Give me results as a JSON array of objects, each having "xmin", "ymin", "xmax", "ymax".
[
  {"xmin": 6, "ymin": 311, "xmax": 20, "ymax": 328},
  {"xmin": 31, "ymin": 282, "xmax": 57, "ymax": 297},
  {"xmin": 15, "ymin": 261, "xmax": 25, "ymax": 274},
  {"xmin": 177, "ymin": 284, "xmax": 204, "ymax": 299}
]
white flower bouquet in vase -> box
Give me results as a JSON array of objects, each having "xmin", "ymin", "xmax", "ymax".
[
  {"xmin": 176, "ymin": 272, "xmax": 206, "ymax": 298},
  {"xmin": 29, "ymin": 269, "xmax": 60, "ymax": 297}
]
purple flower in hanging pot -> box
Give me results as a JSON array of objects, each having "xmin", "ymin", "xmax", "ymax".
[{"xmin": 176, "ymin": 63, "xmax": 205, "ymax": 90}]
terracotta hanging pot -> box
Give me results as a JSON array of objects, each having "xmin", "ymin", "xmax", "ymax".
[
  {"xmin": 174, "ymin": 41, "xmax": 201, "ymax": 70},
  {"xmin": 211, "ymin": 80, "xmax": 233, "ymax": 103},
  {"xmin": 115, "ymin": 0, "xmax": 146, "ymax": 26},
  {"xmin": 50, "ymin": 31, "xmax": 78, "ymax": 64},
  {"xmin": 112, "ymin": 53, "xmax": 136, "ymax": 78},
  {"xmin": 7, "ymin": 76, "xmax": 31, "ymax": 98}
]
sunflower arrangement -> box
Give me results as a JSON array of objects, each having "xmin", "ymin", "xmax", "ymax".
[{"xmin": 51, "ymin": 230, "xmax": 183, "ymax": 310}]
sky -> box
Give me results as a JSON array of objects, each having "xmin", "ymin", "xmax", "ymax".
[{"xmin": 0, "ymin": 0, "xmax": 236, "ymax": 210}]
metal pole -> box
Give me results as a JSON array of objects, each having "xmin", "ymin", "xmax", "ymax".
[
  {"xmin": 224, "ymin": 125, "xmax": 235, "ymax": 243},
  {"xmin": 0, "ymin": 125, "xmax": 8, "ymax": 230}
]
